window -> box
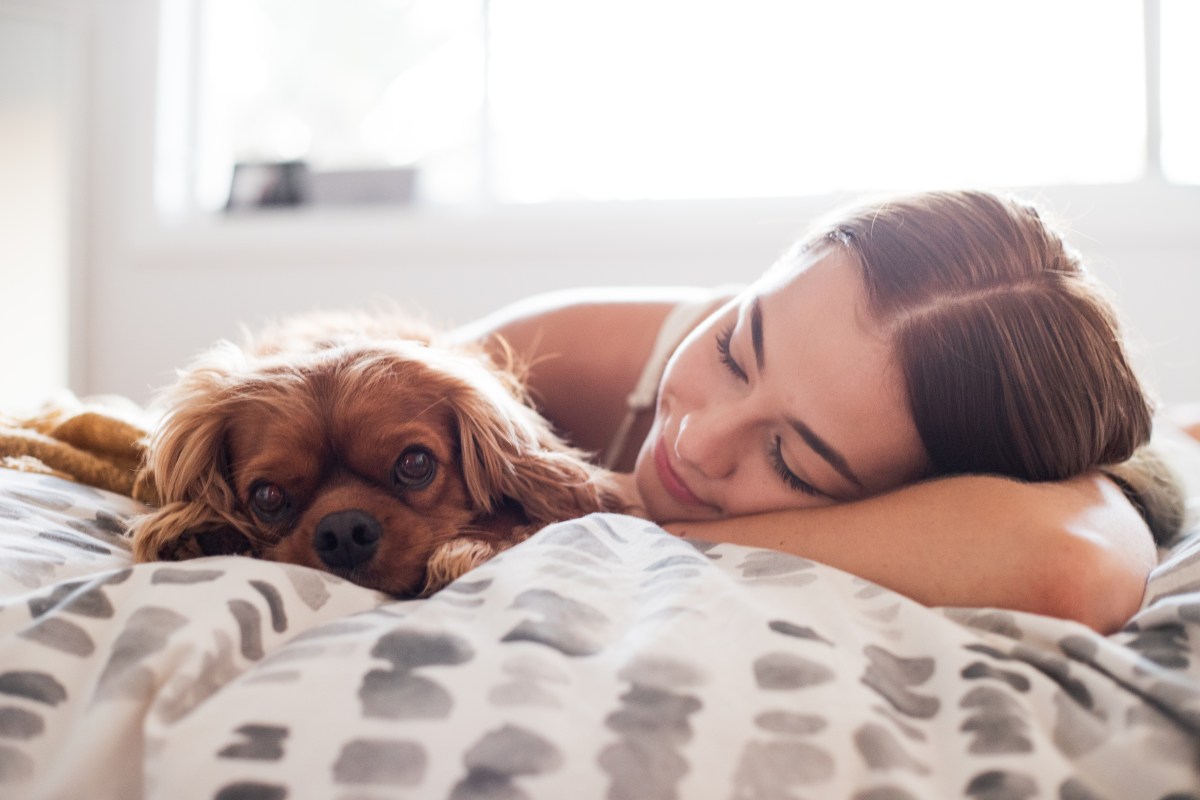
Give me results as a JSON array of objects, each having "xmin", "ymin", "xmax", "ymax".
[
  {"xmin": 190, "ymin": 0, "xmax": 485, "ymax": 209},
  {"xmin": 1161, "ymin": 0, "xmax": 1200, "ymax": 183},
  {"xmin": 490, "ymin": 0, "xmax": 1144, "ymax": 201},
  {"xmin": 180, "ymin": 1, "xmax": 1185, "ymax": 211}
]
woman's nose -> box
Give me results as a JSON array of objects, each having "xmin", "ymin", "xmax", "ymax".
[{"xmin": 674, "ymin": 408, "xmax": 741, "ymax": 479}]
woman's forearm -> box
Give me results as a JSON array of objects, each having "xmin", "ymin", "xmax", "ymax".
[{"xmin": 663, "ymin": 472, "xmax": 1156, "ymax": 634}]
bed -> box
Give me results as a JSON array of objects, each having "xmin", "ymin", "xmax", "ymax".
[{"xmin": 1, "ymin": 421, "xmax": 1198, "ymax": 799}]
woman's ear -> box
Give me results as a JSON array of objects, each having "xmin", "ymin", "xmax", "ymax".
[{"xmin": 129, "ymin": 347, "xmax": 259, "ymax": 561}]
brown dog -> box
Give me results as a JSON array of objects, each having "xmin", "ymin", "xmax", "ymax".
[{"xmin": 129, "ymin": 312, "xmax": 631, "ymax": 596}]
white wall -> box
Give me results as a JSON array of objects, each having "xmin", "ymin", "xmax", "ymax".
[
  {"xmin": 0, "ymin": 9, "xmax": 71, "ymax": 412},
  {"xmin": 40, "ymin": 0, "xmax": 1200, "ymax": 407}
]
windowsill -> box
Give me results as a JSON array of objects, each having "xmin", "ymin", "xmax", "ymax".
[{"xmin": 133, "ymin": 181, "xmax": 1200, "ymax": 270}]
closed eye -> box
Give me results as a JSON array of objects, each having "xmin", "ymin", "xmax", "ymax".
[
  {"xmin": 715, "ymin": 323, "xmax": 748, "ymax": 383},
  {"xmin": 769, "ymin": 436, "xmax": 829, "ymax": 498}
]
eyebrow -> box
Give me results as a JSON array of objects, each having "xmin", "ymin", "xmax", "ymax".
[
  {"xmin": 788, "ymin": 418, "xmax": 865, "ymax": 489},
  {"xmin": 752, "ymin": 297, "xmax": 865, "ymax": 490}
]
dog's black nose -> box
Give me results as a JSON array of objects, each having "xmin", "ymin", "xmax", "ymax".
[{"xmin": 313, "ymin": 509, "xmax": 381, "ymax": 570}]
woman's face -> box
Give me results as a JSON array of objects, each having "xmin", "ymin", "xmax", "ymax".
[{"xmin": 634, "ymin": 247, "xmax": 929, "ymax": 522}]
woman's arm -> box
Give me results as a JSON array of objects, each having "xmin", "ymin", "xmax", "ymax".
[
  {"xmin": 1173, "ymin": 403, "xmax": 1200, "ymax": 442},
  {"xmin": 665, "ymin": 471, "xmax": 1156, "ymax": 634}
]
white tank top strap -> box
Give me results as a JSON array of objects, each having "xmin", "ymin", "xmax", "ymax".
[{"xmin": 600, "ymin": 287, "xmax": 739, "ymax": 469}]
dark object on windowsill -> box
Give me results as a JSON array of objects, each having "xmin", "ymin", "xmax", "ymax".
[
  {"xmin": 225, "ymin": 162, "xmax": 417, "ymax": 211},
  {"xmin": 225, "ymin": 160, "xmax": 311, "ymax": 210}
]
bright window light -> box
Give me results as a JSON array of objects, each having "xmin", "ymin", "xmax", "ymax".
[
  {"xmin": 488, "ymin": 0, "xmax": 1145, "ymax": 201},
  {"xmin": 1160, "ymin": 0, "xmax": 1200, "ymax": 183},
  {"xmin": 187, "ymin": 1, "xmax": 1153, "ymax": 209}
]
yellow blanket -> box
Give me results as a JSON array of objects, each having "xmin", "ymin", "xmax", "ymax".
[{"xmin": 0, "ymin": 392, "xmax": 156, "ymax": 503}]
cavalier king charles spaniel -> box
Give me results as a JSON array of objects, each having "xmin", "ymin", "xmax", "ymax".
[{"xmin": 129, "ymin": 312, "xmax": 632, "ymax": 596}]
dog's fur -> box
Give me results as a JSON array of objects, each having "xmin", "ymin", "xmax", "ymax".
[{"xmin": 129, "ymin": 312, "xmax": 629, "ymax": 596}]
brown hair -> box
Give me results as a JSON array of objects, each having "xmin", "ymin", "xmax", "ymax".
[{"xmin": 809, "ymin": 190, "xmax": 1182, "ymax": 542}]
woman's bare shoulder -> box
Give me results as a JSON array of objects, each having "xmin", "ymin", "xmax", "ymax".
[
  {"xmin": 451, "ymin": 287, "xmax": 730, "ymax": 453},
  {"xmin": 456, "ymin": 286, "xmax": 729, "ymax": 368}
]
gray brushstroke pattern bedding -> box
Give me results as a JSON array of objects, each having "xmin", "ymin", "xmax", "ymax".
[{"xmin": 0, "ymin": 466, "xmax": 1198, "ymax": 800}]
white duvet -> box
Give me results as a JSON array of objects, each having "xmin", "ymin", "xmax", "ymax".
[{"xmin": 1, "ymin": 467, "xmax": 1198, "ymax": 800}]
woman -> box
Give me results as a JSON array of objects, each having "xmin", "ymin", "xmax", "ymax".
[{"xmin": 459, "ymin": 190, "xmax": 1184, "ymax": 634}]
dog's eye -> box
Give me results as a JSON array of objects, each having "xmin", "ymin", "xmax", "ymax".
[
  {"xmin": 393, "ymin": 446, "xmax": 436, "ymax": 490},
  {"xmin": 250, "ymin": 481, "xmax": 290, "ymax": 519}
]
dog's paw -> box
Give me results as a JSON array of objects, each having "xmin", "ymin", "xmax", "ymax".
[
  {"xmin": 156, "ymin": 528, "xmax": 257, "ymax": 560},
  {"xmin": 421, "ymin": 538, "xmax": 502, "ymax": 595}
]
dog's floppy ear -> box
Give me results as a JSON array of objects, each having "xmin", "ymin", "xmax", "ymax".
[
  {"xmin": 129, "ymin": 343, "xmax": 259, "ymax": 562},
  {"xmin": 448, "ymin": 362, "xmax": 622, "ymax": 528}
]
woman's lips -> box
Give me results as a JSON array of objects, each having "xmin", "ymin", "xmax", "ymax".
[{"xmin": 654, "ymin": 437, "xmax": 705, "ymax": 506}]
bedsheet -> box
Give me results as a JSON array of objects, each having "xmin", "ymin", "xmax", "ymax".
[{"xmin": 1, "ymin": 467, "xmax": 1198, "ymax": 800}]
